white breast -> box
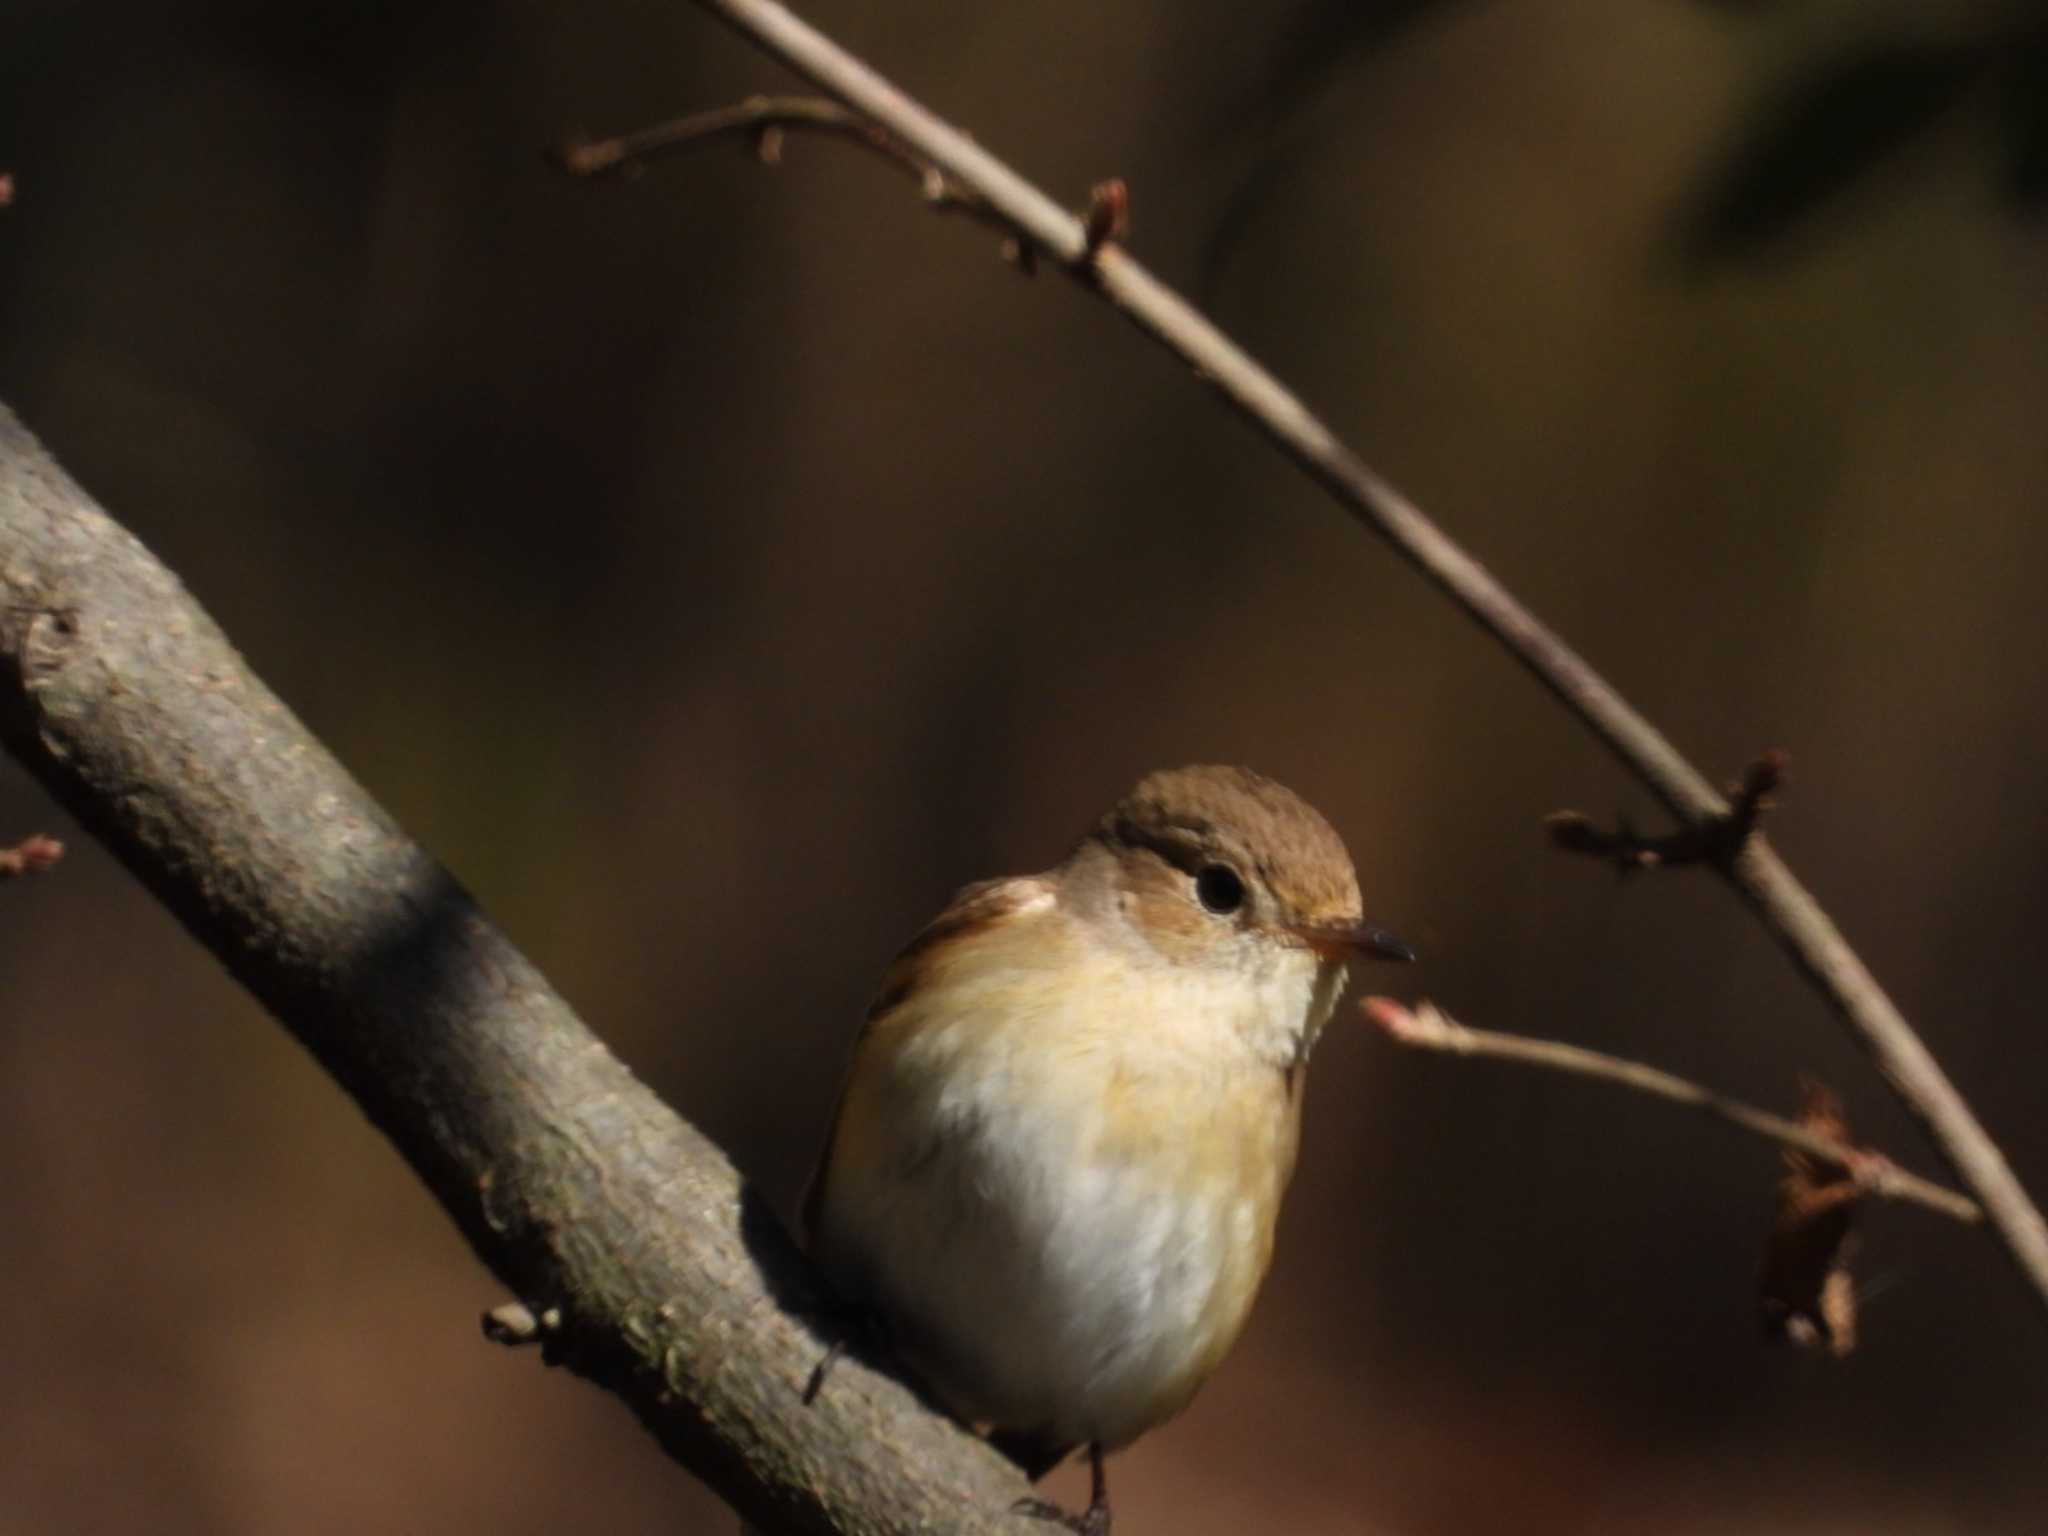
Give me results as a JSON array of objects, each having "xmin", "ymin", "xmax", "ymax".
[{"xmin": 812, "ymin": 923, "xmax": 1329, "ymax": 1448}]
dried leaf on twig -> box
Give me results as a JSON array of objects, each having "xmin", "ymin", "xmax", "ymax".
[{"xmin": 1761, "ymin": 1077, "xmax": 1861, "ymax": 1355}]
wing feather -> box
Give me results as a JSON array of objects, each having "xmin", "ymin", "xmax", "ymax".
[{"xmin": 798, "ymin": 875, "xmax": 1055, "ymax": 1244}]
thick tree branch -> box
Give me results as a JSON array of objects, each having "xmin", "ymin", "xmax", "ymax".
[
  {"xmin": 678, "ymin": 0, "xmax": 2048, "ymax": 1319},
  {"xmin": 0, "ymin": 405, "xmax": 1034, "ymax": 1535}
]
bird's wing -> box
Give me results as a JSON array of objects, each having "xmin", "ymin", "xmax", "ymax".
[{"xmin": 798, "ymin": 874, "xmax": 1056, "ymax": 1245}]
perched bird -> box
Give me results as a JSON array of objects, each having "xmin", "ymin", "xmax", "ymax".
[{"xmin": 803, "ymin": 765, "xmax": 1411, "ymax": 1532}]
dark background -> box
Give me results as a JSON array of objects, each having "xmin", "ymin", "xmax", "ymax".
[{"xmin": 4, "ymin": 1, "xmax": 2046, "ymax": 1531}]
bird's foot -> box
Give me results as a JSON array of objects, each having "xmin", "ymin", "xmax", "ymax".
[{"xmin": 1011, "ymin": 1495, "xmax": 1110, "ymax": 1536}]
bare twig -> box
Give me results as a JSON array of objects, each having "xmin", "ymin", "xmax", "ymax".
[
  {"xmin": 680, "ymin": 0, "xmax": 2048, "ymax": 1318},
  {"xmin": 1364, "ymin": 997, "xmax": 1981, "ymax": 1225},
  {"xmin": 0, "ymin": 833, "xmax": 63, "ymax": 878},
  {"xmin": 557, "ymin": 94, "xmax": 873, "ymax": 176},
  {"xmin": 556, "ymin": 93, "xmax": 1014, "ymax": 240},
  {"xmin": 1549, "ymin": 750, "xmax": 1787, "ymax": 872}
]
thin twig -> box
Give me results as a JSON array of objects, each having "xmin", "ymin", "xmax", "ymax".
[
  {"xmin": 1364, "ymin": 998, "xmax": 1981, "ymax": 1225},
  {"xmin": 680, "ymin": 0, "xmax": 2048, "ymax": 1319},
  {"xmin": 0, "ymin": 833, "xmax": 63, "ymax": 878},
  {"xmin": 558, "ymin": 94, "xmax": 873, "ymax": 175},
  {"xmin": 556, "ymin": 93, "xmax": 1017, "ymax": 243}
]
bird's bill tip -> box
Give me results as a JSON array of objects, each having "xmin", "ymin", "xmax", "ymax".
[{"xmin": 1293, "ymin": 919, "xmax": 1415, "ymax": 964}]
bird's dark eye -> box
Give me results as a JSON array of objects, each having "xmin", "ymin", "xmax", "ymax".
[{"xmin": 1195, "ymin": 863, "xmax": 1245, "ymax": 915}]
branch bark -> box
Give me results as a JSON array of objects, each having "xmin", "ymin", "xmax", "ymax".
[
  {"xmin": 681, "ymin": 0, "xmax": 2048, "ymax": 1320},
  {"xmin": 0, "ymin": 404, "xmax": 1033, "ymax": 1534}
]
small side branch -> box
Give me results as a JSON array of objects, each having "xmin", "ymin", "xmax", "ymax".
[
  {"xmin": 556, "ymin": 93, "xmax": 1016, "ymax": 243},
  {"xmin": 557, "ymin": 95, "xmax": 1145, "ymax": 281},
  {"xmin": 480, "ymin": 1300, "xmax": 560, "ymax": 1347},
  {"xmin": 0, "ymin": 833, "xmax": 63, "ymax": 878},
  {"xmin": 1548, "ymin": 750, "xmax": 1787, "ymax": 872},
  {"xmin": 1364, "ymin": 996, "xmax": 1981, "ymax": 1225}
]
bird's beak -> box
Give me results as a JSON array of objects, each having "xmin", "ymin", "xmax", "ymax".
[{"xmin": 1291, "ymin": 919, "xmax": 1415, "ymax": 965}]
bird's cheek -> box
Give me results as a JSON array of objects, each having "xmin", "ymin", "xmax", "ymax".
[{"xmin": 1125, "ymin": 887, "xmax": 1213, "ymax": 965}]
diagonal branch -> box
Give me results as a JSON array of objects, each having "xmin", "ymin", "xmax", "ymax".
[
  {"xmin": 0, "ymin": 405, "xmax": 1033, "ymax": 1536},
  {"xmin": 677, "ymin": 0, "xmax": 2048, "ymax": 1320},
  {"xmin": 1364, "ymin": 997, "xmax": 1980, "ymax": 1226}
]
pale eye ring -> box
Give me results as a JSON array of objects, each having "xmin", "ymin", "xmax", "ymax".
[{"xmin": 1194, "ymin": 863, "xmax": 1246, "ymax": 915}]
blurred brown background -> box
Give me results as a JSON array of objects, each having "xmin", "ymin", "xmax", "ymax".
[{"xmin": 4, "ymin": 1, "xmax": 2046, "ymax": 1531}]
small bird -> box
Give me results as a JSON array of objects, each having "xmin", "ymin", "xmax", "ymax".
[{"xmin": 803, "ymin": 765, "xmax": 1411, "ymax": 1532}]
